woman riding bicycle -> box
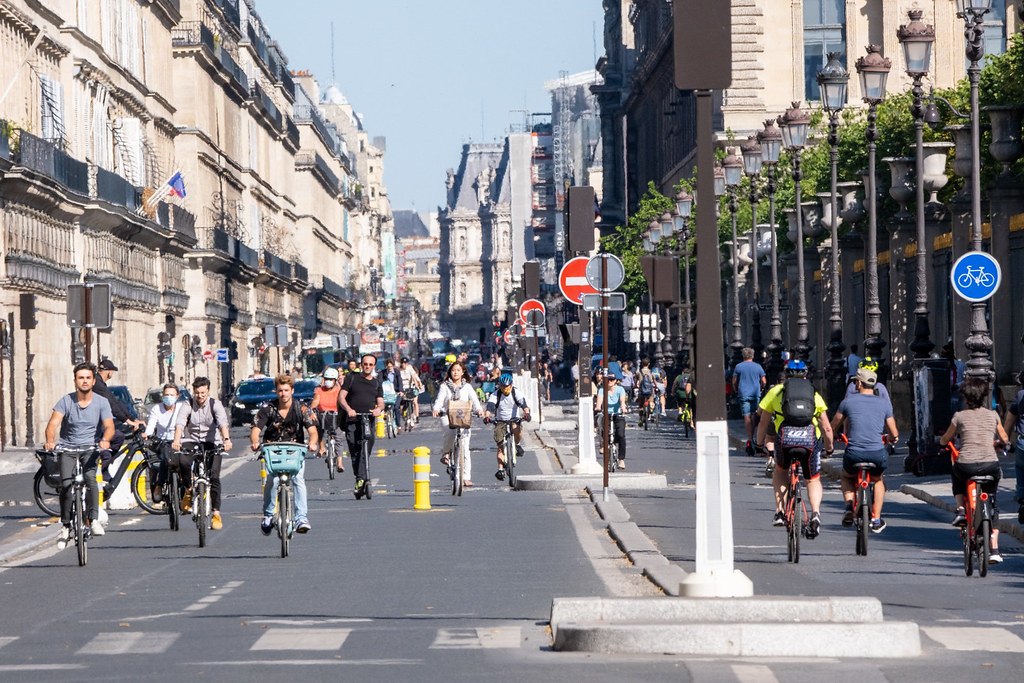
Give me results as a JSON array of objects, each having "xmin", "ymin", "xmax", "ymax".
[
  {"xmin": 484, "ymin": 373, "xmax": 531, "ymax": 481},
  {"xmin": 311, "ymin": 366, "xmax": 345, "ymax": 472},
  {"xmin": 595, "ymin": 370, "xmax": 628, "ymax": 470},
  {"xmin": 432, "ymin": 361, "xmax": 484, "ymax": 486},
  {"xmin": 143, "ymin": 383, "xmax": 183, "ymax": 503},
  {"xmin": 939, "ymin": 376, "xmax": 1010, "ymax": 564}
]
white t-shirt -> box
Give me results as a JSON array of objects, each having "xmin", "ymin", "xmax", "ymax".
[{"xmin": 145, "ymin": 402, "xmax": 181, "ymax": 439}]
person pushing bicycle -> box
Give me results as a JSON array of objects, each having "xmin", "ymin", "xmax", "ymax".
[
  {"xmin": 172, "ymin": 376, "xmax": 231, "ymax": 531},
  {"xmin": 338, "ymin": 354, "xmax": 385, "ymax": 495},
  {"xmin": 484, "ymin": 373, "xmax": 531, "ymax": 481},
  {"xmin": 44, "ymin": 362, "xmax": 116, "ymax": 548},
  {"xmin": 252, "ymin": 374, "xmax": 317, "ymax": 535}
]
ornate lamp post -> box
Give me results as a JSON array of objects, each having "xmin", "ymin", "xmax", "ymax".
[
  {"xmin": 957, "ymin": 0, "xmax": 996, "ymax": 381},
  {"xmin": 898, "ymin": 9, "xmax": 937, "ymax": 359},
  {"xmin": 855, "ymin": 44, "xmax": 892, "ymax": 370},
  {"xmin": 659, "ymin": 211, "xmax": 678, "ymax": 366},
  {"xmin": 777, "ymin": 102, "xmax": 812, "ymax": 362},
  {"xmin": 758, "ymin": 119, "xmax": 785, "ymax": 378},
  {"xmin": 817, "ymin": 51, "xmax": 849, "ymax": 396},
  {"xmin": 674, "ymin": 191, "xmax": 694, "ymax": 369},
  {"xmin": 723, "ymin": 150, "xmax": 744, "ymax": 366},
  {"xmin": 740, "ymin": 136, "xmax": 764, "ymax": 358}
]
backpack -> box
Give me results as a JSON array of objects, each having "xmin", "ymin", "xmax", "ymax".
[
  {"xmin": 638, "ymin": 372, "xmax": 654, "ymax": 396},
  {"xmin": 780, "ymin": 377, "xmax": 815, "ymax": 427}
]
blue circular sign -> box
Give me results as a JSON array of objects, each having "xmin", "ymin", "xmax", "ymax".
[{"xmin": 950, "ymin": 251, "xmax": 1001, "ymax": 302}]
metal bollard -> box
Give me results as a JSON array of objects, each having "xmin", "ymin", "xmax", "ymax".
[
  {"xmin": 376, "ymin": 414, "xmax": 386, "ymax": 438},
  {"xmin": 413, "ymin": 446, "xmax": 430, "ymax": 510}
]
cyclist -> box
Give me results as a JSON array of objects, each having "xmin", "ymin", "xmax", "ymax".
[
  {"xmin": 484, "ymin": 372, "xmax": 531, "ymax": 480},
  {"xmin": 142, "ymin": 383, "xmax": 183, "ymax": 503},
  {"xmin": 378, "ymin": 359, "xmax": 403, "ymax": 433},
  {"xmin": 844, "ymin": 356, "xmax": 892, "ymax": 405},
  {"xmin": 653, "ymin": 365, "xmax": 667, "ymax": 417},
  {"xmin": 1001, "ymin": 369, "xmax": 1024, "ymax": 524},
  {"xmin": 92, "ymin": 358, "xmax": 144, "ymax": 496},
  {"xmin": 310, "ymin": 367, "xmax": 345, "ymax": 472},
  {"xmin": 172, "ymin": 376, "xmax": 231, "ymax": 531},
  {"xmin": 346, "ymin": 358, "xmax": 359, "ymax": 375},
  {"xmin": 830, "ymin": 367, "xmax": 898, "ymax": 534},
  {"xmin": 940, "ymin": 376, "xmax": 1009, "ymax": 563},
  {"xmin": 252, "ymin": 374, "xmax": 317, "ymax": 535},
  {"xmin": 733, "ymin": 347, "xmax": 767, "ymax": 455},
  {"xmin": 432, "ymin": 360, "xmax": 484, "ymax": 486},
  {"xmin": 673, "ymin": 371, "xmax": 696, "ymax": 429},
  {"xmin": 755, "ymin": 359, "xmax": 833, "ymax": 538},
  {"xmin": 595, "ymin": 370, "xmax": 628, "ymax": 470},
  {"xmin": 398, "ymin": 357, "xmax": 424, "ymax": 430},
  {"xmin": 338, "ymin": 354, "xmax": 385, "ymax": 495},
  {"xmin": 635, "ymin": 358, "xmax": 656, "ymax": 423},
  {"xmin": 44, "ymin": 362, "xmax": 116, "ymax": 548}
]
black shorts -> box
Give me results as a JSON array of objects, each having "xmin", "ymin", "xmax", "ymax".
[{"xmin": 952, "ymin": 461, "xmax": 1001, "ymax": 510}]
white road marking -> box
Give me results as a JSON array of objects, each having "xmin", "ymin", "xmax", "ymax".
[
  {"xmin": 0, "ymin": 637, "xmax": 18, "ymax": 650},
  {"xmin": 77, "ymin": 632, "xmax": 179, "ymax": 655},
  {"xmin": 250, "ymin": 628, "xmax": 351, "ymax": 651},
  {"xmin": 429, "ymin": 627, "xmax": 521, "ymax": 649},
  {"xmin": 184, "ymin": 659, "xmax": 419, "ymax": 666},
  {"xmin": 118, "ymin": 518, "xmax": 142, "ymax": 526},
  {"xmin": 477, "ymin": 627, "xmax": 521, "ymax": 648},
  {"xmin": 732, "ymin": 664, "xmax": 779, "ymax": 683},
  {"xmin": 922, "ymin": 626, "xmax": 1024, "ymax": 652},
  {"xmin": 0, "ymin": 665, "xmax": 86, "ymax": 671},
  {"xmin": 247, "ymin": 618, "xmax": 372, "ymax": 626}
]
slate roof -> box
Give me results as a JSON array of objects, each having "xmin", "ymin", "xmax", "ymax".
[
  {"xmin": 393, "ymin": 210, "xmax": 430, "ymax": 238},
  {"xmin": 446, "ymin": 142, "xmax": 509, "ymax": 213}
]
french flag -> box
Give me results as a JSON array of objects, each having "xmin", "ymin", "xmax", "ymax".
[{"xmin": 145, "ymin": 169, "xmax": 187, "ymax": 209}]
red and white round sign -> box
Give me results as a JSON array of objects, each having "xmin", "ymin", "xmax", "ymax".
[
  {"xmin": 503, "ymin": 329, "xmax": 512, "ymax": 344},
  {"xmin": 559, "ymin": 256, "xmax": 600, "ymax": 305},
  {"xmin": 518, "ymin": 299, "xmax": 545, "ymax": 325}
]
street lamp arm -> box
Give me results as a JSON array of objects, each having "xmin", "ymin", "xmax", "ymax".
[{"xmin": 924, "ymin": 88, "xmax": 969, "ymax": 129}]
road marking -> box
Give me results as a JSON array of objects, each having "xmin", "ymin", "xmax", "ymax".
[
  {"xmin": 119, "ymin": 518, "xmax": 142, "ymax": 526},
  {"xmin": 732, "ymin": 664, "xmax": 779, "ymax": 683},
  {"xmin": 429, "ymin": 627, "xmax": 520, "ymax": 649},
  {"xmin": 251, "ymin": 628, "xmax": 351, "ymax": 651},
  {"xmin": 0, "ymin": 665, "xmax": 86, "ymax": 671},
  {"xmin": 0, "ymin": 637, "xmax": 18, "ymax": 650},
  {"xmin": 922, "ymin": 626, "xmax": 1024, "ymax": 652},
  {"xmin": 77, "ymin": 632, "xmax": 179, "ymax": 655},
  {"xmin": 184, "ymin": 659, "xmax": 419, "ymax": 666},
  {"xmin": 184, "ymin": 580, "xmax": 243, "ymax": 612},
  {"xmin": 247, "ymin": 618, "xmax": 372, "ymax": 626}
]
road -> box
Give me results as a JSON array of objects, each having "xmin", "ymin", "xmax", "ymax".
[{"xmin": 0, "ymin": 402, "xmax": 1022, "ymax": 681}]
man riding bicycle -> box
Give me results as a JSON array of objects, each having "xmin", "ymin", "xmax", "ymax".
[
  {"xmin": 44, "ymin": 362, "xmax": 116, "ymax": 548},
  {"xmin": 756, "ymin": 359, "xmax": 833, "ymax": 538},
  {"xmin": 398, "ymin": 357, "xmax": 424, "ymax": 430},
  {"xmin": 251, "ymin": 374, "xmax": 317, "ymax": 535},
  {"xmin": 338, "ymin": 354, "xmax": 385, "ymax": 495},
  {"xmin": 172, "ymin": 376, "xmax": 232, "ymax": 531},
  {"xmin": 484, "ymin": 373, "xmax": 531, "ymax": 481},
  {"xmin": 310, "ymin": 367, "xmax": 345, "ymax": 472},
  {"xmin": 378, "ymin": 359, "xmax": 404, "ymax": 432},
  {"xmin": 636, "ymin": 358, "xmax": 656, "ymax": 423}
]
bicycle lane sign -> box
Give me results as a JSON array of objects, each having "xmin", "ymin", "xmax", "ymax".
[{"xmin": 951, "ymin": 251, "xmax": 1001, "ymax": 302}]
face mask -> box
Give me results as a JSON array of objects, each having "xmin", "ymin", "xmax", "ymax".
[
  {"xmin": 162, "ymin": 396, "xmax": 176, "ymax": 407},
  {"xmin": 324, "ymin": 380, "xmax": 335, "ymax": 388}
]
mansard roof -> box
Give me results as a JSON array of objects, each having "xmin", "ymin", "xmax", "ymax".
[{"xmin": 446, "ymin": 142, "xmax": 508, "ymax": 213}]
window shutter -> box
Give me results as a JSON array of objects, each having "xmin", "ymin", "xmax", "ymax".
[
  {"xmin": 249, "ymin": 119, "xmax": 258, "ymax": 169},
  {"xmin": 39, "ymin": 74, "xmax": 65, "ymax": 144}
]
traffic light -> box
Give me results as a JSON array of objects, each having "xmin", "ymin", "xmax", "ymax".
[
  {"xmin": 190, "ymin": 335, "xmax": 202, "ymax": 367},
  {"xmin": 523, "ymin": 261, "xmax": 540, "ymax": 299},
  {"xmin": 157, "ymin": 331, "xmax": 172, "ymax": 359}
]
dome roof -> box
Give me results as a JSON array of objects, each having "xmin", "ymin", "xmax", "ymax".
[{"xmin": 321, "ymin": 85, "xmax": 348, "ymax": 106}]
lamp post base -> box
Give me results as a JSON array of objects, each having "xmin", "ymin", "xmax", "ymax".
[{"xmin": 679, "ymin": 569, "xmax": 755, "ymax": 598}]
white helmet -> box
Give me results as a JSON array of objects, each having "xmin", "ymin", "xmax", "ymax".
[{"xmin": 323, "ymin": 367, "xmax": 340, "ymax": 380}]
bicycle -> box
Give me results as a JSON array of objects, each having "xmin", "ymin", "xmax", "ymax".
[
  {"xmin": 637, "ymin": 395, "xmax": 651, "ymax": 431},
  {"xmin": 260, "ymin": 442, "xmax": 306, "ymax": 558},
  {"xmin": 401, "ymin": 390, "xmax": 419, "ymax": 429},
  {"xmin": 447, "ymin": 425, "xmax": 468, "ymax": 496},
  {"xmin": 384, "ymin": 403, "xmax": 398, "ymax": 439},
  {"xmin": 180, "ymin": 443, "xmax": 218, "ymax": 548},
  {"xmin": 949, "ymin": 444, "xmax": 996, "ymax": 577},
  {"xmin": 495, "ymin": 417, "xmax": 525, "ymax": 488},
  {"xmin": 852, "ymin": 462, "xmax": 878, "ymax": 557},
  {"xmin": 780, "ymin": 454, "xmax": 808, "ymax": 564},
  {"xmin": 352, "ymin": 413, "xmax": 374, "ymax": 500},
  {"xmin": 678, "ymin": 401, "xmax": 693, "ymax": 438},
  {"xmin": 319, "ymin": 411, "xmax": 338, "ymax": 480},
  {"xmin": 596, "ymin": 418, "xmax": 620, "ymax": 473},
  {"xmin": 40, "ymin": 447, "xmax": 95, "ymax": 566},
  {"xmin": 956, "ymin": 265, "xmax": 995, "ymax": 289}
]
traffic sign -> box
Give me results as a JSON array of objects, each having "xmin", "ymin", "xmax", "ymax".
[
  {"xmin": 586, "ymin": 254, "xmax": 625, "ymax": 292},
  {"xmin": 66, "ymin": 283, "xmax": 112, "ymax": 328},
  {"xmin": 518, "ymin": 299, "xmax": 545, "ymax": 325},
  {"xmin": 951, "ymin": 251, "xmax": 1000, "ymax": 302},
  {"xmin": 503, "ymin": 329, "xmax": 512, "ymax": 344},
  {"xmin": 215, "ymin": 348, "xmax": 229, "ymax": 363},
  {"xmin": 559, "ymin": 256, "xmax": 599, "ymax": 305},
  {"xmin": 202, "ymin": 350, "xmax": 214, "ymax": 361},
  {"xmin": 581, "ymin": 292, "xmax": 627, "ymax": 312},
  {"xmin": 524, "ymin": 308, "xmax": 545, "ymax": 328}
]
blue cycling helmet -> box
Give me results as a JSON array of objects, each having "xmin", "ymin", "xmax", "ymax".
[
  {"xmin": 498, "ymin": 373, "xmax": 514, "ymax": 386},
  {"xmin": 785, "ymin": 359, "xmax": 807, "ymax": 375}
]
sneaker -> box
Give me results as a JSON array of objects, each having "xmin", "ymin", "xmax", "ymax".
[
  {"xmin": 295, "ymin": 517, "xmax": 311, "ymax": 534},
  {"xmin": 260, "ymin": 515, "xmax": 274, "ymax": 536},
  {"xmin": 952, "ymin": 508, "xmax": 967, "ymax": 527},
  {"xmin": 870, "ymin": 518, "xmax": 886, "ymax": 533},
  {"xmin": 745, "ymin": 441, "xmax": 755, "ymax": 457},
  {"xmin": 152, "ymin": 485, "xmax": 163, "ymax": 504},
  {"xmin": 516, "ymin": 444, "xmax": 524, "ymax": 458},
  {"xmin": 181, "ymin": 489, "xmax": 192, "ymax": 512},
  {"xmin": 772, "ymin": 511, "xmax": 786, "ymax": 527},
  {"xmin": 990, "ymin": 552, "xmax": 1003, "ymax": 564},
  {"xmin": 495, "ymin": 468, "xmax": 505, "ymax": 481},
  {"xmin": 439, "ymin": 454, "xmax": 450, "ymax": 466},
  {"xmin": 90, "ymin": 519, "xmax": 105, "ymax": 536},
  {"xmin": 56, "ymin": 525, "xmax": 71, "ymax": 550},
  {"xmin": 842, "ymin": 507, "xmax": 855, "ymax": 527},
  {"xmin": 807, "ymin": 512, "xmax": 821, "ymax": 539},
  {"xmin": 618, "ymin": 460, "xmax": 625, "ymax": 470},
  {"xmin": 96, "ymin": 506, "xmax": 109, "ymax": 526},
  {"xmin": 211, "ymin": 511, "xmax": 223, "ymax": 530}
]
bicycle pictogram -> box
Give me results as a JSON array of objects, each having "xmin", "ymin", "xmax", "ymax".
[
  {"xmin": 956, "ymin": 265, "xmax": 995, "ymax": 289},
  {"xmin": 951, "ymin": 251, "xmax": 1000, "ymax": 303}
]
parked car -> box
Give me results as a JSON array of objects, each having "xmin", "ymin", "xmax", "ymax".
[
  {"xmin": 140, "ymin": 385, "xmax": 193, "ymax": 423},
  {"xmin": 229, "ymin": 378, "xmax": 276, "ymax": 426},
  {"xmin": 107, "ymin": 385, "xmax": 141, "ymax": 433},
  {"xmin": 293, "ymin": 380, "xmax": 317, "ymax": 406}
]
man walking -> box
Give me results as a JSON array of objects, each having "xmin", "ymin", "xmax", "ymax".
[{"xmin": 733, "ymin": 347, "xmax": 766, "ymax": 455}]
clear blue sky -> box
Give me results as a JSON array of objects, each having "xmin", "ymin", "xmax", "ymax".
[{"xmin": 257, "ymin": 1, "xmax": 604, "ymax": 211}]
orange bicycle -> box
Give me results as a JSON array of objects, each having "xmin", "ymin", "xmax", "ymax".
[{"xmin": 949, "ymin": 444, "xmax": 996, "ymax": 577}]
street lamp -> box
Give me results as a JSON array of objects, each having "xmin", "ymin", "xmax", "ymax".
[
  {"xmin": 723, "ymin": 149, "xmax": 744, "ymax": 366},
  {"xmin": 778, "ymin": 101, "xmax": 812, "ymax": 363},
  {"xmin": 758, "ymin": 118, "xmax": 785, "ymax": 379},
  {"xmin": 898, "ymin": 9, "xmax": 937, "ymax": 360},
  {"xmin": 740, "ymin": 135, "xmax": 764, "ymax": 358},
  {"xmin": 855, "ymin": 44, "xmax": 892, "ymax": 369},
  {"xmin": 817, "ymin": 51, "xmax": 849, "ymax": 400},
  {"xmin": 674, "ymin": 190, "xmax": 694, "ymax": 369},
  {"xmin": 957, "ymin": 0, "xmax": 995, "ymax": 382}
]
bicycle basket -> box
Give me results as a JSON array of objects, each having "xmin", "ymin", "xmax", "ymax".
[
  {"xmin": 35, "ymin": 450, "xmax": 61, "ymax": 487},
  {"xmin": 261, "ymin": 443, "xmax": 306, "ymax": 476}
]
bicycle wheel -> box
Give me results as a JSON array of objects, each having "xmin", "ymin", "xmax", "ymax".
[
  {"xmin": 278, "ymin": 483, "xmax": 292, "ymax": 558},
  {"xmin": 33, "ymin": 468, "xmax": 60, "ymax": 517},
  {"xmin": 858, "ymin": 496, "xmax": 871, "ymax": 557},
  {"xmin": 131, "ymin": 463, "xmax": 165, "ymax": 515},
  {"xmin": 978, "ymin": 519, "xmax": 990, "ymax": 577},
  {"xmin": 640, "ymin": 405, "xmax": 648, "ymax": 431},
  {"xmin": 505, "ymin": 435, "xmax": 516, "ymax": 488},
  {"xmin": 325, "ymin": 436, "xmax": 336, "ymax": 481},
  {"xmin": 195, "ymin": 481, "xmax": 208, "ymax": 548},
  {"xmin": 74, "ymin": 486, "xmax": 87, "ymax": 567},
  {"xmin": 788, "ymin": 491, "xmax": 801, "ymax": 564},
  {"xmin": 456, "ymin": 445, "xmax": 464, "ymax": 497},
  {"xmin": 363, "ymin": 440, "xmax": 372, "ymax": 500},
  {"xmin": 167, "ymin": 470, "xmax": 180, "ymax": 531},
  {"xmin": 962, "ymin": 527, "xmax": 974, "ymax": 576}
]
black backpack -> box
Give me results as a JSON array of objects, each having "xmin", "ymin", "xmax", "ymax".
[
  {"xmin": 781, "ymin": 377, "xmax": 815, "ymax": 427},
  {"xmin": 638, "ymin": 372, "xmax": 654, "ymax": 395}
]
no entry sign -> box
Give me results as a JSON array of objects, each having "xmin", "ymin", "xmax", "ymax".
[
  {"xmin": 519, "ymin": 298, "xmax": 545, "ymax": 325},
  {"xmin": 559, "ymin": 256, "xmax": 599, "ymax": 305}
]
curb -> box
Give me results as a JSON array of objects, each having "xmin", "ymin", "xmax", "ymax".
[{"xmin": 0, "ymin": 524, "xmax": 59, "ymax": 564}]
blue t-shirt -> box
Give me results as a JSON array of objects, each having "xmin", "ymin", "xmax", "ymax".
[
  {"xmin": 845, "ymin": 354, "xmax": 862, "ymax": 379},
  {"xmin": 837, "ymin": 393, "xmax": 892, "ymax": 452},
  {"xmin": 596, "ymin": 385, "xmax": 627, "ymax": 415},
  {"xmin": 845, "ymin": 380, "xmax": 892, "ymax": 407},
  {"xmin": 732, "ymin": 361, "xmax": 765, "ymax": 399},
  {"xmin": 53, "ymin": 392, "xmax": 113, "ymax": 448}
]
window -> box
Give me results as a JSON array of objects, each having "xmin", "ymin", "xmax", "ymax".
[
  {"xmin": 39, "ymin": 74, "xmax": 65, "ymax": 145},
  {"xmin": 803, "ymin": 0, "xmax": 846, "ymax": 102},
  {"xmin": 981, "ymin": 3, "xmax": 1007, "ymax": 65}
]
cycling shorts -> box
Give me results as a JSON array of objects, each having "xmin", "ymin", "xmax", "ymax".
[
  {"xmin": 842, "ymin": 447, "xmax": 887, "ymax": 476},
  {"xmin": 951, "ymin": 460, "xmax": 1001, "ymax": 505},
  {"xmin": 776, "ymin": 442, "xmax": 822, "ymax": 480}
]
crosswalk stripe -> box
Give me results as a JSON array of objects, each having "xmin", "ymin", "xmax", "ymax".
[
  {"xmin": 430, "ymin": 627, "xmax": 520, "ymax": 649},
  {"xmin": 921, "ymin": 626, "xmax": 1024, "ymax": 653},
  {"xmin": 250, "ymin": 628, "xmax": 351, "ymax": 651},
  {"xmin": 77, "ymin": 632, "xmax": 179, "ymax": 655},
  {"xmin": 732, "ymin": 664, "xmax": 779, "ymax": 683},
  {"xmin": 0, "ymin": 637, "xmax": 18, "ymax": 650}
]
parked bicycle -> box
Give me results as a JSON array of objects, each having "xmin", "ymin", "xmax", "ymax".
[{"xmin": 260, "ymin": 442, "xmax": 306, "ymax": 558}]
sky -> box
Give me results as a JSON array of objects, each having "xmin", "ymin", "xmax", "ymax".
[{"xmin": 257, "ymin": 1, "xmax": 605, "ymax": 212}]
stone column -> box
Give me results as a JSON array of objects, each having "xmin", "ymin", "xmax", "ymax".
[{"xmin": 988, "ymin": 178, "xmax": 1024, "ymax": 383}]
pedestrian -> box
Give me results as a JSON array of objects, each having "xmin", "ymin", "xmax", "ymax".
[
  {"xmin": 940, "ymin": 376, "xmax": 1010, "ymax": 564},
  {"xmin": 732, "ymin": 347, "xmax": 767, "ymax": 455},
  {"xmin": 571, "ymin": 362, "xmax": 580, "ymax": 399},
  {"xmin": 1001, "ymin": 369, "xmax": 1024, "ymax": 524},
  {"xmin": 845, "ymin": 343, "xmax": 862, "ymax": 382}
]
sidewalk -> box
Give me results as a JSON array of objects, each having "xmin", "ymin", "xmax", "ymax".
[{"xmin": 0, "ymin": 446, "xmax": 40, "ymax": 476}]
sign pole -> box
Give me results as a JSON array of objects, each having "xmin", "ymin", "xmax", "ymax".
[
  {"xmin": 601, "ymin": 255, "xmax": 610, "ymax": 500},
  {"xmin": 84, "ymin": 285, "xmax": 92, "ymax": 364}
]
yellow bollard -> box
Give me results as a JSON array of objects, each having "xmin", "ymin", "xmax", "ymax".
[
  {"xmin": 377, "ymin": 449, "xmax": 386, "ymax": 458},
  {"xmin": 413, "ymin": 446, "xmax": 431, "ymax": 510},
  {"xmin": 97, "ymin": 471, "xmax": 105, "ymax": 506},
  {"xmin": 376, "ymin": 414, "xmax": 386, "ymax": 438}
]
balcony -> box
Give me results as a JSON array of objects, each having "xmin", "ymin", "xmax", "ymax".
[
  {"xmin": 195, "ymin": 226, "xmax": 258, "ymax": 273},
  {"xmin": 95, "ymin": 167, "xmax": 140, "ymax": 212},
  {"xmin": 219, "ymin": 48, "xmax": 249, "ymax": 92},
  {"xmin": 171, "ymin": 21, "xmax": 216, "ymax": 52},
  {"xmin": 295, "ymin": 151, "xmax": 340, "ymax": 195},
  {"xmin": 292, "ymin": 262, "xmax": 308, "ymax": 283},
  {"xmin": 321, "ymin": 276, "xmax": 346, "ymax": 301},
  {"xmin": 284, "ymin": 116, "xmax": 300, "ymax": 150},
  {"xmin": 261, "ymin": 249, "xmax": 292, "ymax": 279},
  {"xmin": 18, "ymin": 132, "xmax": 89, "ymax": 196},
  {"xmin": 213, "ymin": 0, "xmax": 241, "ymax": 32},
  {"xmin": 249, "ymin": 82, "xmax": 283, "ymax": 131},
  {"xmin": 293, "ymin": 105, "xmax": 343, "ymax": 157}
]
